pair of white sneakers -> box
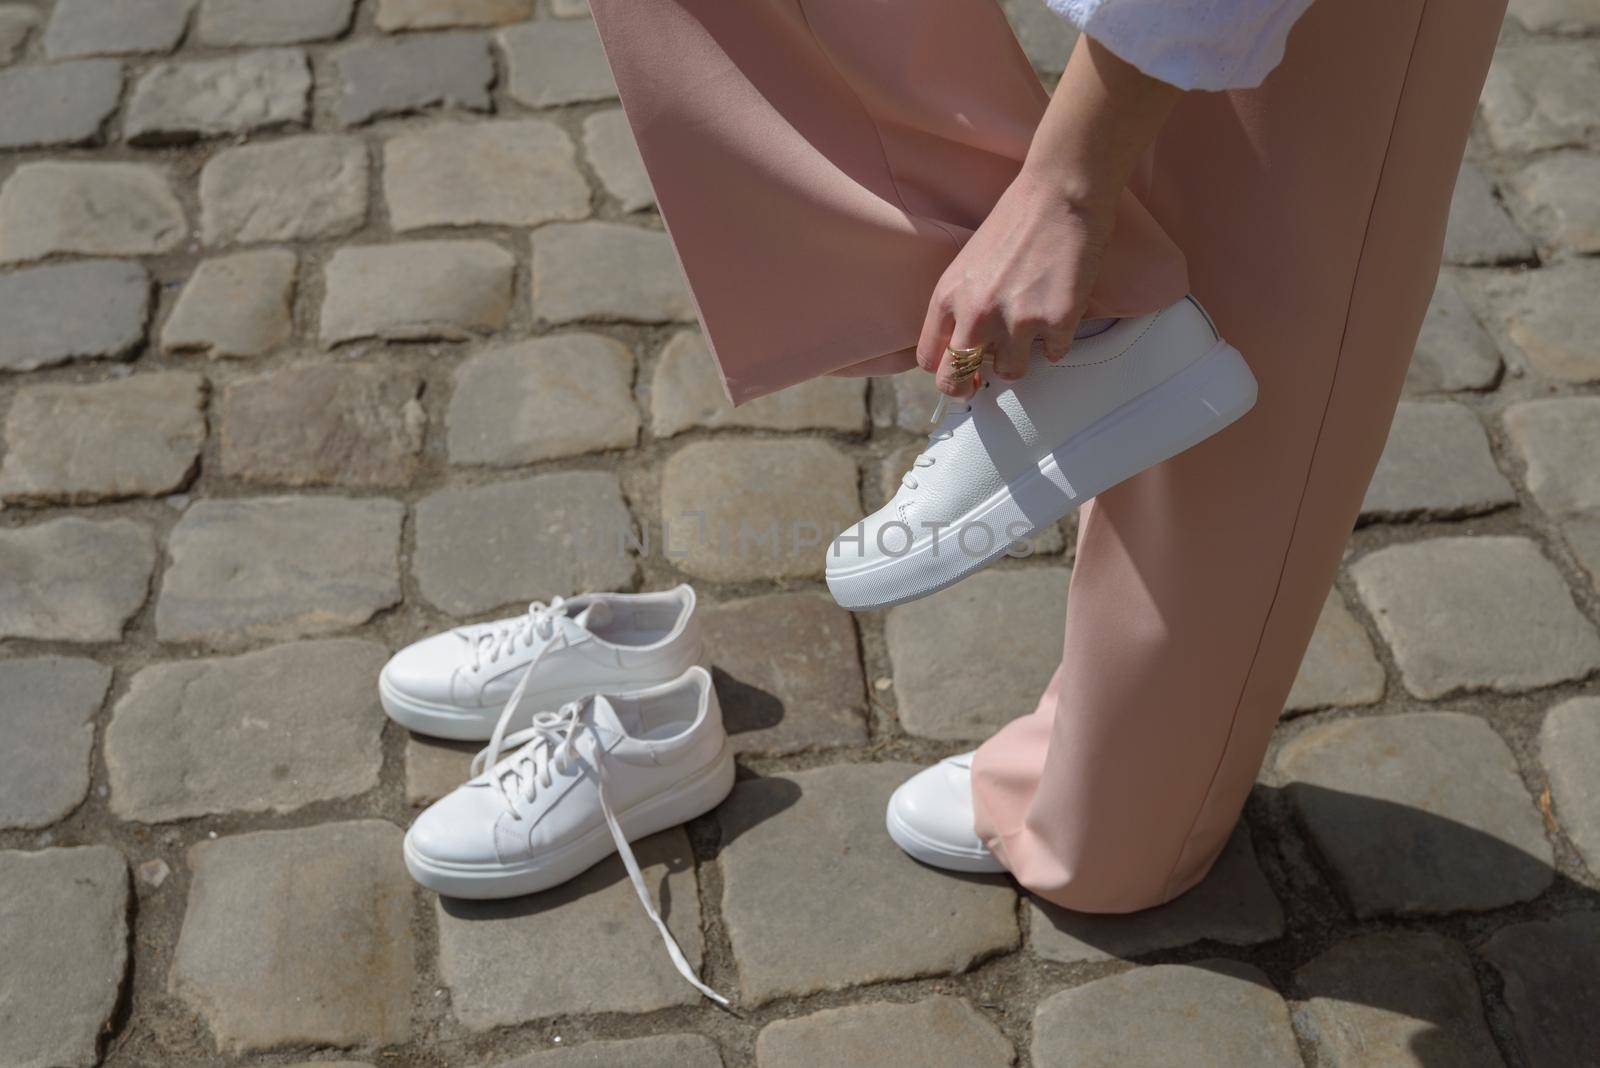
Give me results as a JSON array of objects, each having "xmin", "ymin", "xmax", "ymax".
[
  {"xmin": 382, "ymin": 585, "xmax": 1012, "ymax": 1006},
  {"xmin": 383, "ymin": 586, "xmax": 734, "ymax": 1003}
]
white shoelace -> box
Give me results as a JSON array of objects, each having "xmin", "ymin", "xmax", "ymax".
[
  {"xmin": 474, "ymin": 664, "xmax": 730, "ymax": 1007},
  {"xmin": 902, "ymin": 401, "xmax": 971, "ymax": 491},
  {"xmin": 457, "ymin": 598, "xmax": 570, "ymax": 673}
]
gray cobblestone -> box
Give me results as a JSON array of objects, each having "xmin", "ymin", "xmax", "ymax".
[
  {"xmin": 0, "ymin": 162, "xmax": 186, "ymax": 262},
  {"xmin": 650, "ymin": 330, "xmax": 869, "ymax": 436},
  {"xmin": 0, "ymin": 658, "xmax": 110, "ymax": 830},
  {"xmin": 0, "ymin": 518, "xmax": 156, "ymax": 642},
  {"xmin": 404, "ymin": 734, "xmax": 474, "ymax": 806},
  {"xmin": 1565, "ymin": 516, "xmax": 1600, "ymax": 596},
  {"xmin": 886, "ymin": 568, "xmax": 1070, "ymax": 740},
  {"xmin": 659, "ymin": 439, "xmax": 861, "ymax": 582},
  {"xmin": 436, "ymin": 829, "xmax": 704, "ymax": 1026},
  {"xmin": 1509, "ymin": 0, "xmax": 1600, "ymax": 32},
  {"xmin": 1444, "ymin": 163, "xmax": 1533, "ymax": 266},
  {"xmin": 1405, "ymin": 275, "xmax": 1502, "ymax": 395},
  {"xmin": 1361, "ymin": 401, "xmax": 1514, "ymax": 521},
  {"xmin": 494, "ymin": 1036, "xmax": 723, "ymax": 1068},
  {"xmin": 157, "ymin": 497, "xmax": 403, "ymax": 644},
  {"xmin": 197, "ymin": 0, "xmax": 354, "ymax": 45},
  {"xmin": 0, "ymin": 4, "xmax": 37, "ymax": 64},
  {"xmin": 378, "ymin": 0, "xmax": 532, "ymax": 30},
  {"xmin": 43, "ymin": 0, "xmax": 192, "ymax": 58},
  {"xmin": 414, "ymin": 472, "xmax": 637, "ymax": 614},
  {"xmin": 1030, "ymin": 823, "xmax": 1283, "ymax": 963},
  {"xmin": 0, "ymin": 260, "xmax": 150, "ymax": 372},
  {"xmin": 532, "ymin": 221, "xmax": 696, "ymax": 323},
  {"xmin": 332, "ymin": 32, "xmax": 493, "ymax": 125},
  {"xmin": 583, "ymin": 107, "xmax": 653, "ymax": 211},
  {"xmin": 385, "ymin": 118, "xmax": 590, "ymax": 230},
  {"xmin": 171, "ymin": 821, "xmax": 413, "ymax": 1052},
  {"xmin": 220, "ymin": 361, "xmax": 426, "ymax": 487},
  {"xmin": 1285, "ymin": 589, "xmax": 1385, "ymax": 712},
  {"xmin": 106, "ymin": 640, "xmax": 387, "ymax": 822},
  {"xmin": 1480, "ymin": 913, "xmax": 1600, "ymax": 1068},
  {"xmin": 499, "ymin": 19, "xmax": 614, "ymax": 107},
  {"xmin": 717, "ymin": 763, "xmax": 1018, "ymax": 1005},
  {"xmin": 126, "ymin": 49, "xmax": 311, "ymax": 144},
  {"xmin": 1032, "ymin": 960, "xmax": 1301, "ymax": 1068},
  {"xmin": 1003, "ymin": 0, "xmax": 1078, "ymax": 75},
  {"xmin": 703, "ymin": 591, "xmax": 869, "ymax": 754},
  {"xmin": 1511, "ymin": 152, "xmax": 1600, "ymax": 254},
  {"xmin": 0, "ymin": 372, "xmax": 205, "ymax": 504},
  {"xmin": 1278, "ymin": 712, "xmax": 1553, "ymax": 915},
  {"xmin": 0, "ymin": 59, "xmax": 122, "ymax": 150},
  {"xmin": 1500, "ymin": 259, "xmax": 1600, "ymax": 384},
  {"xmin": 1294, "ymin": 932, "xmax": 1500, "ymax": 1068},
  {"xmin": 321, "ymin": 240, "xmax": 513, "ymax": 344},
  {"xmin": 0, "ymin": 846, "xmax": 129, "ymax": 1068},
  {"xmin": 1352, "ymin": 536, "xmax": 1600, "ymax": 698},
  {"xmin": 200, "ymin": 134, "xmax": 368, "ymax": 246},
  {"xmin": 162, "ymin": 249, "xmax": 297, "ymax": 357},
  {"xmin": 1504, "ymin": 398, "xmax": 1600, "ymax": 517},
  {"xmin": 756, "ymin": 997, "xmax": 1013, "ymax": 1068},
  {"xmin": 1540, "ymin": 698, "xmax": 1600, "ymax": 875},
  {"xmin": 1479, "ymin": 43, "xmax": 1600, "ymax": 153},
  {"xmin": 448, "ymin": 334, "xmax": 638, "ymax": 464}
]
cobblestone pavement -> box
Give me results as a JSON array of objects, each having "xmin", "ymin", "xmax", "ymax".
[{"xmin": 2, "ymin": 1, "xmax": 1599, "ymax": 1066}]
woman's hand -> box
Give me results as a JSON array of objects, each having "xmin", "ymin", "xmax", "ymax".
[
  {"xmin": 916, "ymin": 175, "xmax": 1116, "ymax": 394},
  {"xmin": 918, "ymin": 34, "xmax": 1182, "ymax": 398}
]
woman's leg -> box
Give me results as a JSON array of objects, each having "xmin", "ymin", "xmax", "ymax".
[
  {"xmin": 970, "ymin": 0, "xmax": 1509, "ymax": 912},
  {"xmin": 586, "ymin": 0, "xmax": 1188, "ymax": 403}
]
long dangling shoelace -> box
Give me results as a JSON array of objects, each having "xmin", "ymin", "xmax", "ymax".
[{"xmin": 474, "ymin": 666, "xmax": 730, "ymax": 1007}]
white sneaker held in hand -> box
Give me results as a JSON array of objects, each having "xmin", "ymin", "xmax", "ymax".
[
  {"xmin": 403, "ymin": 665, "xmax": 734, "ymax": 1003},
  {"xmin": 827, "ymin": 296, "xmax": 1257, "ymax": 610},
  {"xmin": 380, "ymin": 585, "xmax": 702, "ymax": 740}
]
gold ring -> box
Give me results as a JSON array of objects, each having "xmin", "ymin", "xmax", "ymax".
[{"xmin": 946, "ymin": 344, "xmax": 986, "ymax": 378}]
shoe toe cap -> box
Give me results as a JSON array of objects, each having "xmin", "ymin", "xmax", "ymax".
[
  {"xmin": 828, "ymin": 502, "xmax": 915, "ymax": 572},
  {"xmin": 407, "ymin": 786, "xmax": 506, "ymax": 867},
  {"xmin": 383, "ymin": 633, "xmax": 467, "ymax": 705},
  {"xmin": 889, "ymin": 753, "xmax": 983, "ymax": 849}
]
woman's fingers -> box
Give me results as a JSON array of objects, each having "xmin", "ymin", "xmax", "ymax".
[
  {"xmin": 934, "ymin": 314, "xmax": 989, "ymax": 398},
  {"xmin": 916, "ymin": 296, "xmax": 955, "ymax": 374}
]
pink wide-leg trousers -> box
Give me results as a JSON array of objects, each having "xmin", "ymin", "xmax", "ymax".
[{"xmin": 589, "ymin": 0, "xmax": 1507, "ymax": 911}]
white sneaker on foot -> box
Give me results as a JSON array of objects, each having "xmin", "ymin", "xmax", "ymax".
[
  {"xmin": 379, "ymin": 585, "xmax": 702, "ymax": 740},
  {"xmin": 827, "ymin": 296, "xmax": 1256, "ymax": 610},
  {"xmin": 886, "ymin": 752, "xmax": 1006, "ymax": 874},
  {"xmin": 404, "ymin": 665, "xmax": 734, "ymax": 1003}
]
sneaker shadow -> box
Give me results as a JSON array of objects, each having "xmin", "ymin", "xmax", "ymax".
[
  {"xmin": 1027, "ymin": 785, "xmax": 1599, "ymax": 1068},
  {"xmin": 710, "ymin": 665, "xmax": 785, "ymax": 738}
]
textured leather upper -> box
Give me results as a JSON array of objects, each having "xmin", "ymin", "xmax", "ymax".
[{"xmin": 836, "ymin": 297, "xmax": 1218, "ymax": 566}]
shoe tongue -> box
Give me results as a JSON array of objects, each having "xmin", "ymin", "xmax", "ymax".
[
  {"xmin": 571, "ymin": 600, "xmax": 610, "ymax": 631},
  {"xmin": 586, "ymin": 694, "xmax": 631, "ymax": 740}
]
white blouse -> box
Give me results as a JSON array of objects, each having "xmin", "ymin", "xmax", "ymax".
[{"xmin": 1044, "ymin": 0, "xmax": 1316, "ymax": 91}]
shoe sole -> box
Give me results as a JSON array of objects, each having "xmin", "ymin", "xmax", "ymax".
[
  {"xmin": 885, "ymin": 800, "xmax": 1007, "ymax": 874},
  {"xmin": 379, "ymin": 670, "xmax": 675, "ymax": 742},
  {"xmin": 827, "ymin": 340, "xmax": 1258, "ymax": 611},
  {"xmin": 403, "ymin": 741, "xmax": 737, "ymax": 899}
]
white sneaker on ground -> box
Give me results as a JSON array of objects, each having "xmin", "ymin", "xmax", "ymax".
[
  {"xmin": 886, "ymin": 752, "xmax": 1006, "ymax": 874},
  {"xmin": 826, "ymin": 296, "xmax": 1257, "ymax": 610},
  {"xmin": 404, "ymin": 665, "xmax": 734, "ymax": 1003},
  {"xmin": 379, "ymin": 585, "xmax": 702, "ymax": 740}
]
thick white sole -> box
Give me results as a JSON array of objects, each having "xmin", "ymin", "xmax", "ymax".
[
  {"xmin": 403, "ymin": 741, "xmax": 736, "ymax": 899},
  {"xmin": 828, "ymin": 340, "xmax": 1257, "ymax": 611},
  {"xmin": 379, "ymin": 670, "xmax": 663, "ymax": 742},
  {"xmin": 885, "ymin": 802, "xmax": 1006, "ymax": 874}
]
